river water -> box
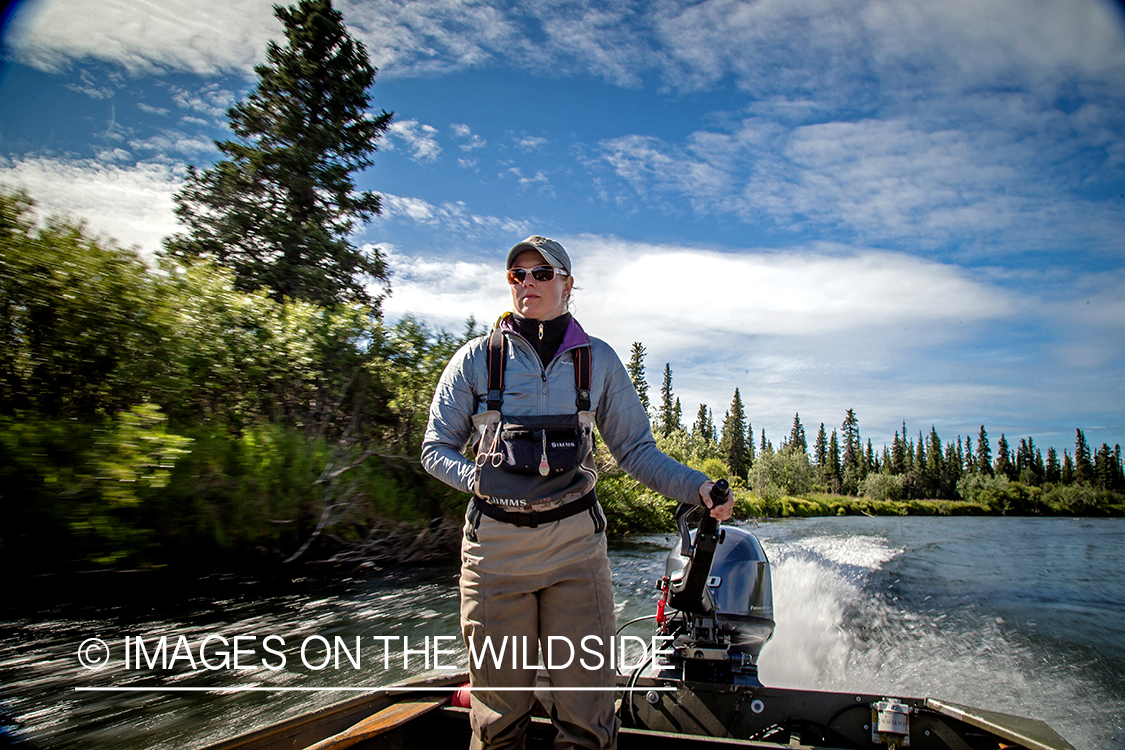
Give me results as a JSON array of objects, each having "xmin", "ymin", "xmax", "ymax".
[{"xmin": 1, "ymin": 516, "xmax": 1122, "ymax": 749}]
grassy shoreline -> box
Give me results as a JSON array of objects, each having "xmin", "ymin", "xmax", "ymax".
[{"xmin": 599, "ymin": 483, "xmax": 1125, "ymax": 538}]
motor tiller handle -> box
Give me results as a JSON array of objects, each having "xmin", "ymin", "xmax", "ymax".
[{"xmin": 668, "ymin": 480, "xmax": 730, "ymax": 615}]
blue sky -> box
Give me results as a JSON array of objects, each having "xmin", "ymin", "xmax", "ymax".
[{"xmin": 2, "ymin": 0, "xmax": 1124, "ymax": 457}]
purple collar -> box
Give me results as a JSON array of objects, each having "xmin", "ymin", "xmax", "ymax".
[{"xmin": 499, "ymin": 313, "xmax": 591, "ymax": 359}]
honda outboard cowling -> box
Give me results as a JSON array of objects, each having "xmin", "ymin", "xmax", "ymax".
[
  {"xmin": 649, "ymin": 484, "xmax": 774, "ymax": 686},
  {"xmin": 663, "ymin": 524, "xmax": 775, "ymax": 683}
]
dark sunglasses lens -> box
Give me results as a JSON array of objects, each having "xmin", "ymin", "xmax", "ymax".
[{"xmin": 507, "ymin": 267, "xmax": 556, "ymax": 284}]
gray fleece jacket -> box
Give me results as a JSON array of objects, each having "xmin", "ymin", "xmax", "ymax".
[{"xmin": 421, "ymin": 314, "xmax": 707, "ymax": 509}]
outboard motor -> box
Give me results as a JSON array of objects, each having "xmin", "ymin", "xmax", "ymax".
[{"xmin": 656, "ymin": 481, "xmax": 774, "ymax": 685}]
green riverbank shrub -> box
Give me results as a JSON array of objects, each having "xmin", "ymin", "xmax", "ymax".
[
  {"xmin": 597, "ymin": 473, "xmax": 675, "ymax": 536},
  {"xmin": 748, "ymin": 446, "xmax": 814, "ymax": 499},
  {"xmin": 1039, "ymin": 484, "xmax": 1125, "ymax": 516},
  {"xmin": 861, "ymin": 472, "xmax": 905, "ymax": 502},
  {"xmin": 954, "ymin": 472, "xmax": 1125, "ymax": 515}
]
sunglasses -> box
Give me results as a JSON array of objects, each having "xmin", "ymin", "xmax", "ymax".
[{"xmin": 507, "ymin": 266, "xmax": 569, "ymax": 285}]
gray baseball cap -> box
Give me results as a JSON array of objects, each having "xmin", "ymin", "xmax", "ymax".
[{"xmin": 506, "ymin": 235, "xmax": 571, "ymax": 274}]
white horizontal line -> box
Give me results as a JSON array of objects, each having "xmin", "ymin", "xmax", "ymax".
[{"xmin": 74, "ymin": 686, "xmax": 676, "ymax": 693}]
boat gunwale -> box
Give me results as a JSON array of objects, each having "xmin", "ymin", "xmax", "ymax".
[{"xmin": 199, "ymin": 670, "xmax": 469, "ymax": 750}]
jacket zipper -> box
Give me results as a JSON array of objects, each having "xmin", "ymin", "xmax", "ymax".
[{"xmin": 502, "ymin": 328, "xmax": 587, "ymax": 406}]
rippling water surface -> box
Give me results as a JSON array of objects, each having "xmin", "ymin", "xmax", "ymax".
[{"xmin": 2, "ymin": 516, "xmax": 1122, "ymax": 749}]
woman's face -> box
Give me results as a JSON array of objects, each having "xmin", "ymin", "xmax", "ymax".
[{"xmin": 509, "ymin": 249, "xmax": 573, "ymax": 321}]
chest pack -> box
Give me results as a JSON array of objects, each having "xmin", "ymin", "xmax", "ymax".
[{"xmin": 470, "ymin": 327, "xmax": 596, "ymax": 511}]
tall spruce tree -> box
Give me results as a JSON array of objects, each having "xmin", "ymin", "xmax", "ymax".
[
  {"xmin": 626, "ymin": 342, "xmax": 650, "ymax": 414},
  {"xmin": 1114, "ymin": 445, "xmax": 1125, "ymax": 491},
  {"xmin": 891, "ymin": 429, "xmax": 906, "ymax": 474},
  {"xmin": 693, "ymin": 403, "xmax": 711, "ymax": 442},
  {"xmin": 165, "ymin": 0, "xmax": 392, "ymax": 308},
  {"xmin": 841, "ymin": 409, "xmax": 860, "ymax": 471},
  {"xmin": 976, "ymin": 425, "xmax": 993, "ymax": 475},
  {"xmin": 788, "ymin": 413, "xmax": 807, "ymax": 453},
  {"xmin": 926, "ymin": 426, "xmax": 944, "ymax": 480},
  {"xmin": 719, "ymin": 389, "xmax": 750, "ymax": 478},
  {"xmin": 1045, "ymin": 446, "xmax": 1061, "ymax": 484},
  {"xmin": 658, "ymin": 363, "xmax": 677, "ymax": 436},
  {"xmin": 814, "ymin": 423, "xmax": 828, "ymax": 468},
  {"xmin": 840, "ymin": 409, "xmax": 862, "ymax": 492},
  {"xmin": 827, "ymin": 429, "xmax": 841, "ymax": 493},
  {"xmin": 1074, "ymin": 429, "xmax": 1094, "ymax": 484},
  {"xmin": 1094, "ymin": 443, "xmax": 1113, "ymax": 489},
  {"xmin": 995, "ymin": 434, "xmax": 1014, "ymax": 479}
]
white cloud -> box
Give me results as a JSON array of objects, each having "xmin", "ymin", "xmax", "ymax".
[
  {"xmin": 598, "ymin": 133, "xmax": 732, "ymax": 209},
  {"xmin": 566, "ymin": 237, "xmax": 1013, "ymax": 353},
  {"xmin": 0, "ymin": 155, "xmax": 183, "ymax": 257},
  {"xmin": 168, "ymin": 82, "xmax": 237, "ymax": 120},
  {"xmin": 64, "ymin": 69, "xmax": 117, "ymax": 99},
  {"xmin": 513, "ymin": 135, "xmax": 549, "ymax": 152},
  {"xmin": 385, "ymin": 119, "xmax": 442, "ymax": 162},
  {"xmin": 379, "ymin": 248, "xmax": 510, "ymax": 331},
  {"xmin": 651, "ymin": 0, "xmax": 1125, "ymax": 97},
  {"xmin": 451, "ymin": 123, "xmax": 486, "ymax": 151},
  {"xmin": 377, "ymin": 233, "xmax": 1124, "ymax": 447},
  {"xmin": 136, "ymin": 102, "xmax": 170, "ymax": 116},
  {"xmin": 378, "ymin": 193, "xmax": 533, "ymax": 237},
  {"xmin": 5, "ymin": 0, "xmax": 278, "ymax": 76},
  {"xmin": 341, "ymin": 0, "xmax": 519, "ymax": 77},
  {"xmin": 502, "ymin": 167, "xmax": 553, "ymax": 194},
  {"xmin": 128, "ymin": 131, "xmax": 218, "ymax": 158},
  {"xmin": 8, "ymin": 0, "xmax": 1123, "ymax": 103},
  {"xmin": 597, "ymin": 98, "xmax": 1125, "ymax": 257},
  {"xmin": 529, "ymin": 2, "xmax": 652, "ymax": 87}
]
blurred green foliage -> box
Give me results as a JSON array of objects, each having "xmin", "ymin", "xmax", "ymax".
[
  {"xmin": 0, "ymin": 189, "xmax": 469, "ymax": 570},
  {"xmin": 1, "ymin": 190, "xmax": 167, "ymax": 419}
]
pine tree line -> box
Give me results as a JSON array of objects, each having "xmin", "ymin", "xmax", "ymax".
[{"xmin": 626, "ymin": 343, "xmax": 1125, "ymax": 500}]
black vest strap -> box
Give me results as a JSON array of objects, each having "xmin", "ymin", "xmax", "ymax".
[
  {"xmin": 572, "ymin": 343, "xmax": 592, "ymax": 411},
  {"xmin": 486, "ymin": 328, "xmax": 591, "ymax": 412},
  {"xmin": 486, "ymin": 328, "xmax": 507, "ymax": 412}
]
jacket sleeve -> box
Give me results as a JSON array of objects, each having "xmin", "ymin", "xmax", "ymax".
[
  {"xmin": 420, "ymin": 340, "xmax": 479, "ymax": 495},
  {"xmin": 594, "ymin": 343, "xmax": 708, "ymax": 506}
]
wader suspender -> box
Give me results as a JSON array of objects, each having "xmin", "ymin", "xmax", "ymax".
[
  {"xmin": 475, "ymin": 327, "xmax": 596, "ymax": 528},
  {"xmin": 485, "ymin": 327, "xmax": 591, "ymax": 412}
]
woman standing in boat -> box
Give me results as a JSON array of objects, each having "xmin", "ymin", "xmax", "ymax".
[{"xmin": 422, "ymin": 235, "xmax": 733, "ymax": 750}]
